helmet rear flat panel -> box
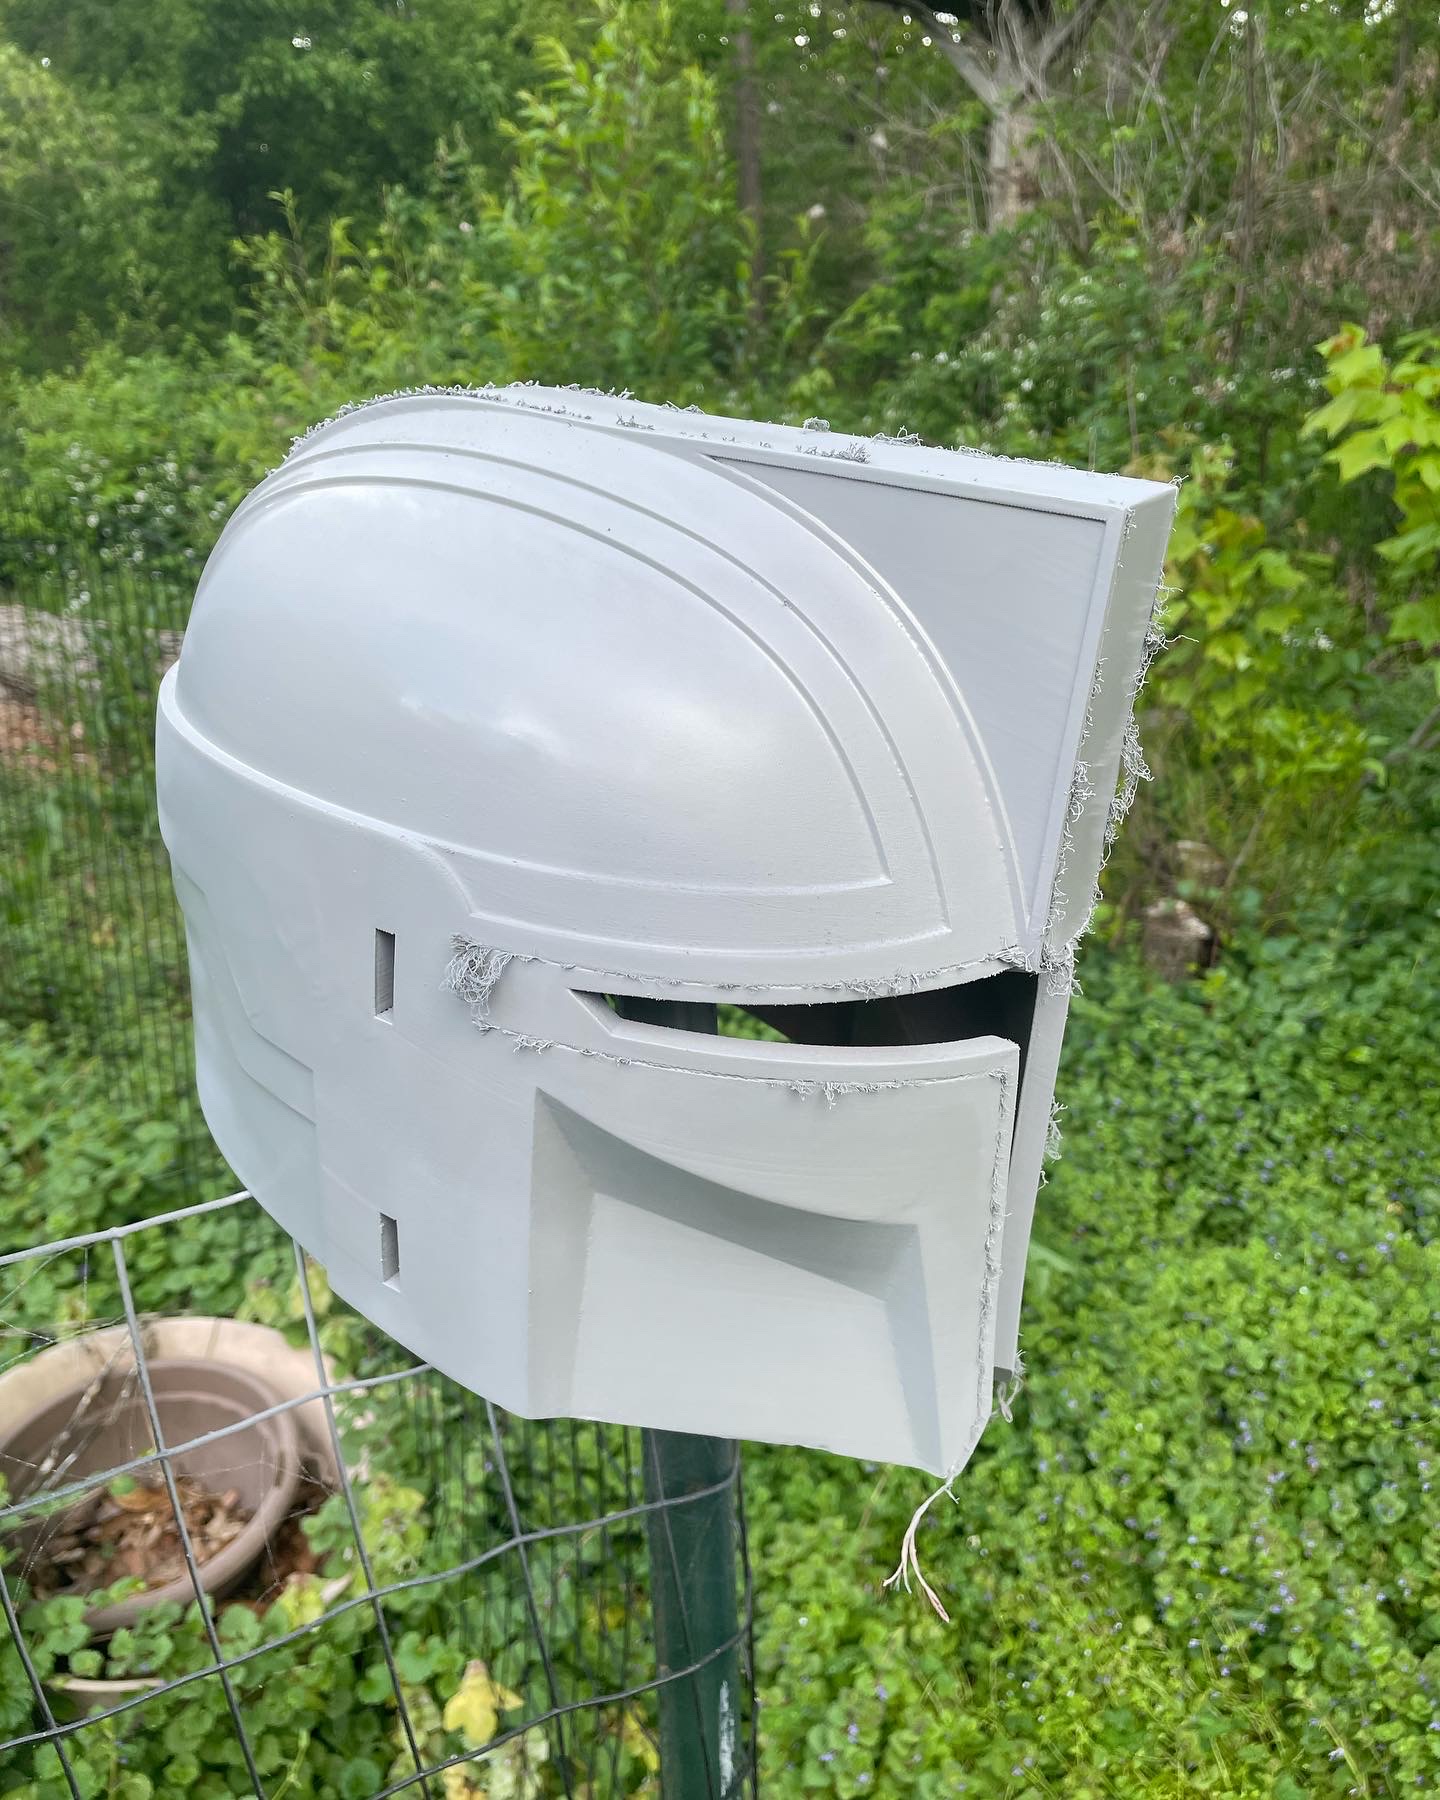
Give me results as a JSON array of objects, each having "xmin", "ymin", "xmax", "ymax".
[{"xmin": 158, "ymin": 386, "xmax": 1174, "ymax": 1476}]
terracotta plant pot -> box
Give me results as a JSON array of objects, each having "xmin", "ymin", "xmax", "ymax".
[
  {"xmin": 0, "ymin": 1319, "xmax": 341, "ymax": 1715},
  {"xmin": 0, "ymin": 1358, "xmax": 301, "ymax": 1634},
  {"xmin": 0, "ymin": 1318, "xmax": 340, "ymax": 1485},
  {"xmin": 44, "ymin": 1671, "xmax": 165, "ymax": 1721}
]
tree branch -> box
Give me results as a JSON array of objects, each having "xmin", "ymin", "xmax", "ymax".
[
  {"xmin": 1034, "ymin": 0, "xmax": 1108, "ymax": 78},
  {"xmin": 864, "ymin": 0, "xmax": 1005, "ymax": 107},
  {"xmin": 1384, "ymin": 699, "xmax": 1440, "ymax": 764},
  {"xmin": 920, "ymin": 5, "xmax": 1006, "ymax": 106}
]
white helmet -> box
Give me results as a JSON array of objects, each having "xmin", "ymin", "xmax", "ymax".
[{"xmin": 157, "ymin": 387, "xmax": 1172, "ymax": 1477}]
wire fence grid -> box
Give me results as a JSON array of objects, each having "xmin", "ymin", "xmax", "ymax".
[
  {"xmin": 0, "ymin": 522, "xmax": 214, "ymax": 1190},
  {"xmin": 0, "ymin": 513, "xmax": 757, "ymax": 1797}
]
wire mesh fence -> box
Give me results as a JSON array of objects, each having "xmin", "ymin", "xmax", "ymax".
[
  {"xmin": 0, "ymin": 512, "xmax": 757, "ymax": 1797},
  {"xmin": 0, "ymin": 517, "xmax": 214, "ymax": 1191},
  {"xmin": 0, "ymin": 1195, "xmax": 754, "ymax": 1797}
]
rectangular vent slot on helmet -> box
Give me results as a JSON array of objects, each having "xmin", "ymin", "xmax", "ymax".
[
  {"xmin": 374, "ymin": 929, "xmax": 396, "ymax": 1018},
  {"xmin": 380, "ymin": 1213, "xmax": 401, "ymax": 1287}
]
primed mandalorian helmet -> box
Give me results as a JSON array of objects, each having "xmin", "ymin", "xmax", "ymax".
[{"xmin": 157, "ymin": 387, "xmax": 1173, "ymax": 1477}]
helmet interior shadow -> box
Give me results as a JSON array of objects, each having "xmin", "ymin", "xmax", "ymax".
[{"xmin": 604, "ymin": 968, "xmax": 1039, "ymax": 1090}]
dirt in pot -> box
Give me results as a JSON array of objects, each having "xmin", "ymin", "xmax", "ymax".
[{"xmin": 25, "ymin": 1472, "xmax": 254, "ymax": 1602}]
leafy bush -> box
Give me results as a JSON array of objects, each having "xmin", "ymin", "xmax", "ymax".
[
  {"xmin": 817, "ymin": 230, "xmax": 1323, "ymax": 481},
  {"xmin": 475, "ymin": 0, "xmax": 756, "ymax": 394},
  {"xmin": 0, "ymin": 47, "xmax": 229, "ymax": 372},
  {"xmin": 1307, "ymin": 325, "xmax": 1440, "ymax": 684},
  {"xmin": 3, "ymin": 348, "xmax": 251, "ymax": 578},
  {"xmin": 1146, "ymin": 438, "xmax": 1375, "ymax": 794}
]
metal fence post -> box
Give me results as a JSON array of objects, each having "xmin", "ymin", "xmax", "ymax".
[
  {"xmin": 643, "ymin": 1428, "xmax": 743, "ymax": 1800},
  {"xmin": 614, "ymin": 995, "xmax": 746, "ymax": 1798}
]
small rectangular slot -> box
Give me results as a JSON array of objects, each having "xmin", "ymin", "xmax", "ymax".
[
  {"xmin": 374, "ymin": 929, "xmax": 396, "ymax": 1017},
  {"xmin": 380, "ymin": 1213, "xmax": 401, "ymax": 1288}
]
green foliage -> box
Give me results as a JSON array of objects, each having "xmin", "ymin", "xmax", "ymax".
[
  {"xmin": 1308, "ymin": 325, "xmax": 1440, "ymax": 680},
  {"xmin": 5, "ymin": 347, "xmax": 246, "ymax": 575},
  {"xmin": 748, "ymin": 928, "xmax": 1440, "ymax": 1797},
  {"xmin": 0, "ymin": 44, "xmax": 227, "ymax": 369},
  {"xmin": 0, "ymin": 1528, "xmax": 476, "ymax": 1800},
  {"xmin": 813, "ymin": 220, "xmax": 1332, "ymax": 495},
  {"xmin": 477, "ymin": 0, "xmax": 756, "ymax": 392},
  {"xmin": 0, "ymin": 1021, "xmax": 256, "ymax": 1326},
  {"xmin": 0, "ymin": 0, "xmax": 530, "ymax": 317},
  {"xmin": 1148, "ymin": 439, "xmax": 1376, "ymax": 793},
  {"xmin": 1091, "ymin": 327, "xmax": 1440, "ymax": 899}
]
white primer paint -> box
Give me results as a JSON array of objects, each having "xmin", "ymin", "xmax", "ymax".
[{"xmin": 158, "ymin": 384, "xmax": 1174, "ymax": 1493}]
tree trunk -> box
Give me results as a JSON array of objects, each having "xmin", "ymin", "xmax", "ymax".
[
  {"xmin": 986, "ymin": 96, "xmax": 1038, "ymax": 230},
  {"xmin": 874, "ymin": 1, "xmax": 1110, "ymax": 231}
]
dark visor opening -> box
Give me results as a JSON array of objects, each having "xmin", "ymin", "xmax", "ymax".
[{"xmin": 598, "ymin": 969, "xmax": 1039, "ymax": 1084}]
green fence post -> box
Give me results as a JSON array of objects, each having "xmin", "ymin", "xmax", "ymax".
[
  {"xmin": 642, "ymin": 1427, "xmax": 743, "ymax": 1799},
  {"xmin": 614, "ymin": 996, "xmax": 745, "ymax": 1797}
]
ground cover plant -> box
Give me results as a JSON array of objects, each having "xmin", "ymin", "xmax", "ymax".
[{"xmin": 749, "ymin": 924, "xmax": 1440, "ymax": 1797}]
